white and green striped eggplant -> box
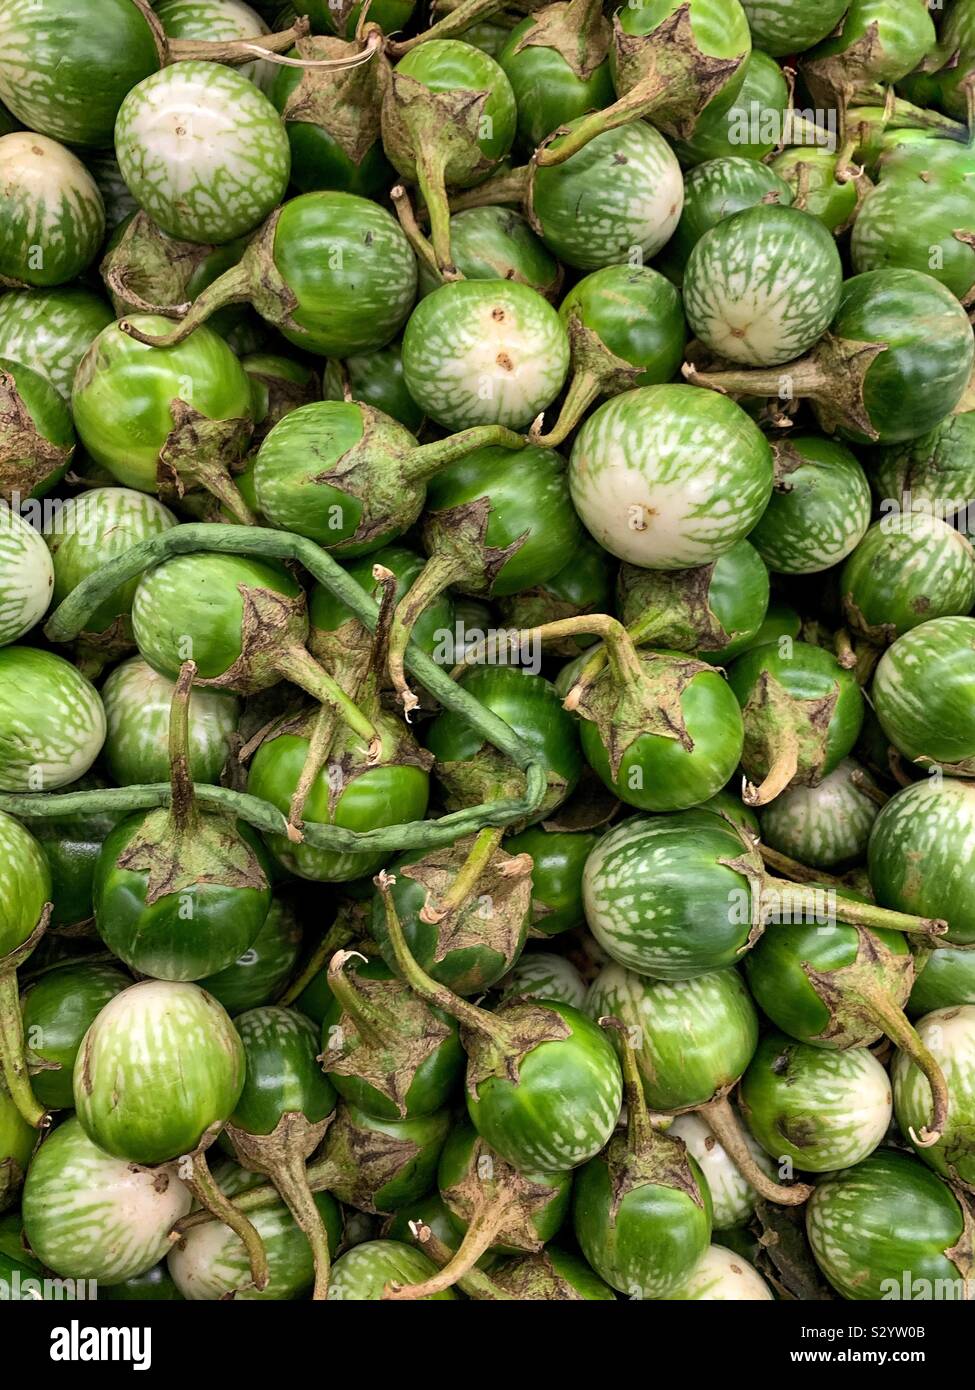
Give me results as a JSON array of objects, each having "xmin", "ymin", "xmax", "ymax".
[
  {"xmin": 806, "ymin": 1150, "xmax": 972, "ymax": 1301},
  {"xmin": 760, "ymin": 758, "xmax": 881, "ymax": 870},
  {"xmin": 402, "ymin": 280, "xmax": 569, "ymax": 433},
  {"xmin": 662, "ymin": 154, "xmax": 794, "ymax": 282},
  {"xmin": 740, "ymin": 1033, "xmax": 892, "ymax": 1173},
  {"xmin": 683, "ymin": 205, "xmax": 843, "ymax": 367},
  {"xmin": 21, "ymin": 1116, "xmax": 192, "ymax": 1284},
  {"xmin": 740, "ymin": 0, "xmax": 850, "ymax": 57},
  {"xmin": 586, "ymin": 962, "xmax": 758, "ymax": 1106},
  {"xmin": 893, "ymin": 1004, "xmax": 975, "ymax": 1188},
  {"xmin": 0, "ymin": 506, "xmax": 53, "ymax": 646},
  {"xmin": 168, "ymin": 1160, "xmax": 341, "ymax": 1300},
  {"xmin": 44, "ymin": 487, "xmax": 177, "ymax": 647},
  {"xmin": 530, "ymin": 120, "xmax": 684, "ymax": 271},
  {"xmin": 869, "ymin": 778, "xmax": 975, "ymax": 946},
  {"xmin": 668, "ymin": 1113, "xmax": 772, "ymax": 1230},
  {"xmin": 0, "ymin": 646, "xmax": 105, "ymax": 791},
  {"xmin": 873, "ymin": 617, "xmax": 975, "ymax": 772},
  {"xmin": 155, "ymin": 0, "xmax": 275, "ymax": 92},
  {"xmin": 748, "ymin": 435, "xmax": 871, "ymax": 575},
  {"xmin": 0, "ymin": 286, "xmax": 113, "ymax": 401},
  {"xmin": 499, "ymin": 952, "xmax": 587, "ymax": 1009},
  {"xmin": 666, "ymin": 1244, "xmax": 773, "ymax": 1300},
  {"xmin": 842, "ymin": 513, "xmax": 975, "ymax": 643},
  {"xmin": 583, "ymin": 812, "xmax": 760, "ymax": 979},
  {"xmin": 73, "ymin": 981, "xmax": 246, "ymax": 1166},
  {"xmin": 102, "ymin": 657, "xmax": 240, "ymax": 787},
  {"xmin": 0, "ymin": 809, "xmax": 51, "ymax": 956},
  {"xmin": 0, "ymin": 132, "xmax": 105, "ymax": 287},
  {"xmin": 115, "ymin": 61, "xmax": 291, "ymax": 245},
  {"xmin": 569, "ymin": 384, "xmax": 773, "ymax": 568}
]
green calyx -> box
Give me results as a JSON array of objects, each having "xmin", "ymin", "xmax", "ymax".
[
  {"xmin": 0, "ymin": 366, "xmax": 75, "ymax": 503},
  {"xmin": 737, "ymin": 668, "xmax": 840, "ymax": 806}
]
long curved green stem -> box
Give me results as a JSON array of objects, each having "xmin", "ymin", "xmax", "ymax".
[
  {"xmin": 183, "ymin": 1151, "xmax": 269, "ymax": 1292},
  {"xmin": 763, "ymin": 878, "xmax": 948, "ymax": 939},
  {"xmin": 267, "ymin": 1148, "xmax": 332, "ymax": 1301},
  {"xmin": 386, "ymin": 0, "xmax": 504, "ymax": 54},
  {"xmin": 275, "ymin": 915, "xmax": 358, "ymax": 1007},
  {"xmin": 388, "ymin": 552, "xmax": 468, "ymax": 715},
  {"xmin": 421, "ymin": 825, "xmax": 503, "ymax": 924},
  {"xmin": 859, "ymin": 983, "xmax": 949, "ymax": 1147},
  {"xmin": 698, "ymin": 1096, "xmax": 812, "ymax": 1206}
]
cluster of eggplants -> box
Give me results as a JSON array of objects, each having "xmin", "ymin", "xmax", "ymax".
[{"xmin": 0, "ymin": 0, "xmax": 973, "ymax": 1308}]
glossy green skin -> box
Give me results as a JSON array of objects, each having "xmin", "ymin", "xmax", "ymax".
[
  {"xmin": 749, "ymin": 435, "xmax": 871, "ymax": 575},
  {"xmin": 0, "ymin": 355, "xmax": 75, "ymax": 497},
  {"xmin": 744, "ymin": 919, "xmax": 911, "ymax": 1045},
  {"xmin": 827, "ymin": 270, "xmax": 975, "ymax": 446},
  {"xmin": 759, "ymin": 757, "xmax": 879, "ymax": 871},
  {"xmin": 806, "ymin": 1150, "xmax": 968, "ymax": 1301},
  {"xmin": 573, "ymin": 1142, "xmax": 712, "ymax": 1299},
  {"xmin": 424, "ymin": 444, "xmax": 582, "ymax": 598},
  {"xmin": 503, "ymin": 827, "xmax": 599, "ymax": 937},
  {"xmin": 425, "ymin": 665, "xmax": 583, "ymax": 821},
  {"xmin": 272, "ymin": 193, "xmax": 417, "ymax": 357},
  {"xmin": 438, "ymin": 1122, "xmax": 570, "ymax": 1248},
  {"xmin": 370, "ymin": 856, "xmax": 528, "ymax": 996},
  {"xmin": 322, "ymin": 344, "xmax": 423, "ymax": 432},
  {"xmin": 498, "ymin": 14, "xmax": 614, "ymax": 150},
  {"xmin": 868, "ymin": 409, "xmax": 975, "ymax": 523},
  {"xmin": 740, "ymin": 1032, "xmax": 892, "ymax": 1172},
  {"xmin": 581, "ymin": 657, "xmax": 744, "ymax": 812},
  {"xmin": 806, "ymin": 0, "xmax": 937, "ymax": 85},
  {"xmin": 674, "ymin": 50, "xmax": 789, "ymax": 165},
  {"xmin": 869, "ymin": 778, "xmax": 975, "ymax": 947},
  {"xmin": 230, "ymin": 1006, "xmax": 335, "ymax": 1136},
  {"xmin": 910, "ymin": 0, "xmax": 975, "ymax": 121},
  {"xmin": 873, "ymin": 617, "xmax": 975, "ymax": 767},
  {"xmin": 500, "ymin": 951, "xmax": 586, "ymax": 1008},
  {"xmin": 728, "ymin": 640, "xmax": 865, "ymax": 780},
  {"xmin": 21, "ymin": 1117, "xmax": 192, "ymax": 1284},
  {"xmin": 253, "ymin": 399, "xmax": 416, "ymax": 552},
  {"xmin": 742, "ymin": 599, "xmax": 801, "ymax": 653},
  {"xmin": 583, "ymin": 810, "xmax": 759, "ymax": 979},
  {"xmin": 852, "ymin": 148, "xmax": 975, "ymax": 302},
  {"xmin": 0, "ymin": 286, "xmax": 113, "ymax": 403},
  {"xmin": 94, "ymin": 812, "xmax": 272, "ymax": 982},
  {"xmin": 416, "ymin": 207, "xmax": 560, "ymax": 302},
  {"xmin": 841, "ymin": 515, "xmax": 975, "ymax": 642},
  {"xmin": 102, "ymin": 658, "xmax": 239, "ymax": 787},
  {"xmin": 0, "ymin": 132, "xmax": 105, "ymax": 287},
  {"xmin": 132, "ymin": 552, "xmax": 303, "ymax": 682},
  {"xmin": 21, "ymin": 963, "xmax": 130, "ymax": 1111},
  {"xmin": 294, "ymin": 0, "xmax": 415, "ymax": 38},
  {"xmin": 616, "ymin": 0, "xmax": 751, "ymax": 80},
  {"xmin": 698, "ymin": 787, "xmax": 760, "ymax": 837},
  {"xmin": 198, "ymin": 897, "xmax": 302, "ymax": 1016},
  {"xmin": 328, "ymin": 1240, "xmax": 457, "ymax": 1300},
  {"xmin": 909, "ymin": 946, "xmax": 975, "ymax": 1018},
  {"xmin": 587, "ymin": 963, "xmax": 758, "ymax": 1110},
  {"xmin": 244, "ymin": 352, "xmax": 318, "ymax": 433},
  {"xmin": 559, "ymin": 265, "xmax": 686, "ymax": 385},
  {"xmin": 45, "ymin": 489, "xmax": 176, "ymax": 640},
  {"xmin": 310, "ymin": 545, "xmax": 453, "ymax": 661},
  {"xmin": 740, "ymin": 0, "xmax": 849, "ymax": 56},
  {"xmin": 247, "ymin": 716, "xmax": 430, "ymax": 883},
  {"xmin": 321, "ymin": 982, "xmax": 462, "ymax": 1121},
  {"xmin": 73, "ymin": 980, "xmax": 246, "ymax": 1165},
  {"xmin": 333, "ymin": 1105, "xmax": 451, "ymax": 1212},
  {"xmin": 467, "ymin": 1000, "xmax": 623, "ymax": 1171},
  {"xmin": 662, "ymin": 156, "xmax": 793, "ymax": 283},
  {"xmin": 0, "ymin": 646, "xmax": 106, "ymax": 793},
  {"xmin": 270, "ymin": 56, "xmax": 392, "ymax": 199},
  {"xmin": 30, "ymin": 786, "xmax": 121, "ymax": 929},
  {"xmin": 71, "ymin": 315, "xmax": 253, "ymax": 493},
  {"xmin": 769, "ymin": 148, "xmax": 860, "ymax": 233},
  {"xmin": 384, "ymin": 1191, "xmax": 462, "ymax": 1249},
  {"xmin": 168, "ymin": 1159, "xmax": 341, "ymax": 1300},
  {"xmin": 0, "ymin": 0, "xmax": 161, "ymax": 147},
  {"xmin": 392, "ymin": 41, "xmax": 517, "ymax": 177},
  {"xmin": 532, "ymin": 119, "xmax": 685, "ymax": 270}
]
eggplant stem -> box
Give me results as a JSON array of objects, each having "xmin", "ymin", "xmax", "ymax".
[
  {"xmin": 120, "ymin": 261, "xmax": 252, "ymax": 349},
  {"xmin": 529, "ymin": 370, "xmax": 600, "ymax": 448},
  {"xmin": 268, "ymin": 1147, "xmax": 332, "ymax": 1300},
  {"xmin": 286, "ymin": 702, "xmax": 339, "ymax": 838},
  {"xmin": 386, "ymin": 0, "xmax": 504, "ymax": 55},
  {"xmin": 698, "ymin": 1095, "xmax": 813, "ymax": 1205},
  {"xmin": 859, "ymin": 981, "xmax": 949, "ymax": 1146},
  {"xmin": 384, "ymin": 1196, "xmax": 509, "ymax": 1299},
  {"xmin": 742, "ymin": 733, "xmax": 799, "ymax": 806},
  {"xmin": 758, "ymin": 845, "xmax": 844, "ymax": 886},
  {"xmin": 168, "ymin": 661, "xmax": 199, "ymax": 833},
  {"xmin": 390, "ymin": 184, "xmax": 443, "ymax": 284},
  {"xmin": 183, "ymin": 1151, "xmax": 270, "ymax": 1291},
  {"xmin": 323, "ymin": 950, "xmax": 390, "ymax": 1044},
  {"xmin": 388, "ymin": 551, "xmax": 467, "ymax": 717},
  {"xmin": 766, "ymin": 878, "xmax": 948, "ymax": 939},
  {"xmin": 272, "ymin": 643, "xmax": 378, "ymax": 750},
  {"xmin": 275, "ymin": 915, "xmax": 358, "ymax": 1008},
  {"xmin": 420, "ymin": 825, "xmax": 503, "ymax": 923}
]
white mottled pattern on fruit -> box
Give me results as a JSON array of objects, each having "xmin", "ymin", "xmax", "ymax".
[
  {"xmin": 754, "ymin": 450, "xmax": 871, "ymax": 574},
  {"xmin": 168, "ymin": 1193, "xmax": 308, "ymax": 1300},
  {"xmin": 0, "ymin": 506, "xmax": 54, "ymax": 645},
  {"xmin": 115, "ymin": 61, "xmax": 290, "ymax": 244},
  {"xmin": 500, "ymin": 952, "xmax": 586, "ymax": 1008},
  {"xmin": 22, "ymin": 1118, "xmax": 191, "ymax": 1284},
  {"xmin": 102, "ymin": 656, "xmax": 239, "ymax": 785},
  {"xmin": 683, "ymin": 211, "xmax": 840, "ymax": 366},
  {"xmin": 44, "ymin": 487, "xmax": 176, "ymax": 607},
  {"xmin": 0, "ymin": 132, "xmax": 105, "ymax": 285},
  {"xmin": 403, "ymin": 282, "xmax": 569, "ymax": 431},
  {"xmin": 155, "ymin": 0, "xmax": 274, "ymax": 91},
  {"xmin": 0, "ymin": 809, "xmax": 51, "ymax": 953},
  {"xmin": 0, "ymin": 288, "xmax": 112, "ymax": 400},
  {"xmin": 569, "ymin": 386, "xmax": 772, "ymax": 568},
  {"xmin": 669, "ymin": 1113, "xmax": 768, "ymax": 1230},
  {"xmin": 0, "ymin": 648, "xmax": 106, "ymax": 790},
  {"xmin": 873, "ymin": 615, "xmax": 975, "ymax": 762},
  {"xmin": 486, "ymin": 1060, "xmax": 622, "ymax": 1171},
  {"xmin": 760, "ymin": 758, "xmax": 878, "ymax": 868},
  {"xmin": 892, "ymin": 1004, "xmax": 975, "ymax": 1173},
  {"xmin": 753, "ymin": 1046, "xmax": 893, "ymax": 1171},
  {"xmin": 869, "ymin": 778, "xmax": 975, "ymax": 945},
  {"xmin": 669, "ymin": 1245, "xmax": 774, "ymax": 1301}
]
